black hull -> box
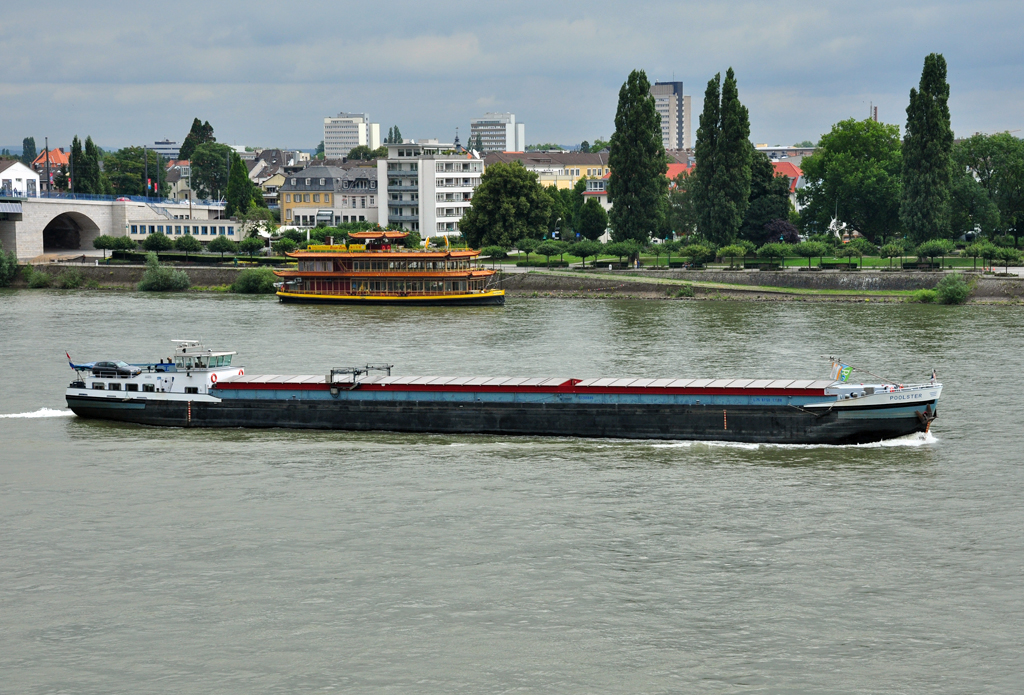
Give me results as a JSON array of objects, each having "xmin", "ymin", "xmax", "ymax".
[{"xmin": 66, "ymin": 396, "xmax": 933, "ymax": 445}]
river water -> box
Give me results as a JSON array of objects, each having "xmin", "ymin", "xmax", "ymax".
[{"xmin": 2, "ymin": 291, "xmax": 1022, "ymax": 693}]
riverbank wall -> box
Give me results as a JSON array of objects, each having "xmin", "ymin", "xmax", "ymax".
[{"xmin": 9, "ymin": 262, "xmax": 1024, "ymax": 301}]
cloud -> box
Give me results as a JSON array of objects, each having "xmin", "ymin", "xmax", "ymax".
[{"xmin": 0, "ymin": 0, "xmax": 1021, "ymax": 149}]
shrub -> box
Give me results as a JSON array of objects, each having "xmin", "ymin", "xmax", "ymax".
[
  {"xmin": 272, "ymin": 238, "xmax": 297, "ymax": 255},
  {"xmin": 934, "ymin": 273, "xmax": 971, "ymax": 305},
  {"xmin": 231, "ymin": 267, "xmax": 278, "ymax": 294},
  {"xmin": 0, "ymin": 249, "xmax": 18, "ymax": 287},
  {"xmin": 23, "ymin": 264, "xmax": 52, "ymax": 288},
  {"xmin": 909, "ymin": 289, "xmax": 937, "ymax": 303},
  {"xmin": 56, "ymin": 268, "xmax": 85, "ymax": 289},
  {"xmin": 675, "ymin": 284, "xmax": 695, "ymax": 297},
  {"xmin": 138, "ymin": 252, "xmax": 190, "ymax": 291}
]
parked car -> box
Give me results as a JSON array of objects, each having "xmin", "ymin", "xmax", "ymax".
[{"xmin": 91, "ymin": 360, "xmax": 142, "ymax": 377}]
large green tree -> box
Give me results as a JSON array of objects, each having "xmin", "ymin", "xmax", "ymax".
[
  {"xmin": 70, "ymin": 136, "xmax": 83, "ymax": 193},
  {"xmin": 460, "ymin": 161, "xmax": 552, "ymax": 248},
  {"xmin": 178, "ymin": 118, "xmax": 215, "ymax": 161},
  {"xmin": 577, "ymin": 198, "xmax": 609, "ymax": 240},
  {"xmin": 954, "ymin": 132, "xmax": 1024, "ymax": 239},
  {"xmin": 607, "ymin": 69, "xmax": 668, "ymax": 243},
  {"xmin": 190, "ymin": 142, "xmax": 233, "ymax": 199},
  {"xmin": 82, "ymin": 137, "xmax": 103, "ymax": 194},
  {"xmin": 21, "ymin": 137, "xmax": 36, "ymax": 166},
  {"xmin": 798, "ymin": 119, "xmax": 902, "ymax": 243},
  {"xmin": 103, "ymin": 147, "xmax": 168, "ymax": 197},
  {"xmin": 901, "ymin": 53, "xmax": 954, "ymax": 242},
  {"xmin": 224, "ymin": 152, "xmax": 266, "ymax": 217},
  {"xmin": 667, "ymin": 170, "xmax": 697, "ymax": 238},
  {"xmin": 692, "ymin": 68, "xmax": 752, "ymax": 245},
  {"xmin": 740, "ymin": 150, "xmax": 791, "ymax": 243}
]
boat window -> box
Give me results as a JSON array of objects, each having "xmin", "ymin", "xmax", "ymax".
[
  {"xmin": 126, "ymin": 383, "xmax": 139, "ymax": 391},
  {"xmin": 195, "ymin": 358, "xmax": 207, "ymax": 368},
  {"xmin": 92, "ymin": 382, "xmax": 105, "ymax": 390},
  {"xmin": 185, "ymin": 387, "xmax": 199, "ymax": 394},
  {"xmin": 109, "ymin": 382, "xmax": 121, "ymax": 391},
  {"xmin": 143, "ymin": 384, "xmax": 155, "ymax": 392}
]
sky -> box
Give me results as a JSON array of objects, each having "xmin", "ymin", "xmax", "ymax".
[{"xmin": 1, "ymin": 0, "xmax": 1022, "ymax": 152}]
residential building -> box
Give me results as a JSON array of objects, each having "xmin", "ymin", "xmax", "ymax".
[
  {"xmin": 280, "ymin": 164, "xmax": 378, "ymax": 227},
  {"xmin": 484, "ymin": 151, "xmax": 610, "ymax": 189},
  {"xmin": 650, "ymin": 81, "xmax": 691, "ymax": 150},
  {"xmin": 323, "ymin": 113, "xmax": 381, "ymax": 158},
  {"xmin": 0, "ymin": 160, "xmax": 40, "ymax": 197},
  {"xmin": 164, "ymin": 160, "xmax": 193, "ymax": 201},
  {"xmin": 32, "ymin": 148, "xmax": 70, "ymax": 191},
  {"xmin": 151, "ymin": 139, "xmax": 180, "ymax": 160},
  {"xmin": 469, "ymin": 112, "xmax": 525, "ymax": 152},
  {"xmin": 377, "ymin": 141, "xmax": 483, "ymax": 237}
]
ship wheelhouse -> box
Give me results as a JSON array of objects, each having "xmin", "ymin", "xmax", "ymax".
[{"xmin": 273, "ymin": 230, "xmax": 504, "ymax": 305}]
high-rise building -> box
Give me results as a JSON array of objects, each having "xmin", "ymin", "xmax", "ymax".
[
  {"xmin": 469, "ymin": 112, "xmax": 525, "ymax": 152},
  {"xmin": 650, "ymin": 82, "xmax": 691, "ymax": 150},
  {"xmin": 151, "ymin": 139, "xmax": 180, "ymax": 160},
  {"xmin": 377, "ymin": 140, "xmax": 484, "ymax": 237},
  {"xmin": 323, "ymin": 113, "xmax": 381, "ymax": 158}
]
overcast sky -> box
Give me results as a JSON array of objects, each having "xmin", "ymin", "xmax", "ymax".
[{"xmin": 2, "ymin": 0, "xmax": 1021, "ymax": 152}]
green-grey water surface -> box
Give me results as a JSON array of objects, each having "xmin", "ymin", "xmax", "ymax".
[{"xmin": 1, "ymin": 291, "xmax": 1022, "ymax": 693}]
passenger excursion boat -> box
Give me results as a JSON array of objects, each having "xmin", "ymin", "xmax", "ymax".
[
  {"xmin": 273, "ymin": 230, "xmax": 504, "ymax": 305},
  {"xmin": 65, "ymin": 345, "xmax": 941, "ymax": 445}
]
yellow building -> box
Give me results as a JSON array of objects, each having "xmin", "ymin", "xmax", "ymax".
[
  {"xmin": 280, "ymin": 165, "xmax": 378, "ymax": 227},
  {"xmin": 484, "ymin": 152, "xmax": 610, "ymax": 190}
]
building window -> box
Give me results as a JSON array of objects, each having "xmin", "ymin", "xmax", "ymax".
[
  {"xmin": 369, "ymin": 196, "xmax": 373, "ymax": 205},
  {"xmin": 313, "ymin": 194, "xmax": 320, "ymax": 203},
  {"xmin": 193, "ymin": 226, "xmax": 199, "ymax": 235},
  {"xmin": 361, "ymin": 197, "xmax": 366, "ymax": 208},
  {"xmin": 324, "ymin": 194, "xmax": 330, "ymax": 203},
  {"xmin": 175, "ymin": 225, "xmax": 182, "ymax": 234},
  {"xmin": 305, "ymin": 178, "xmax": 310, "ymax": 185},
  {"xmin": 149, "ymin": 225, "xmax": 156, "ymax": 234},
  {"xmin": 219, "ymin": 226, "xmax": 226, "ymax": 235},
  {"xmin": 286, "ymin": 209, "xmax": 292, "ymax": 220},
  {"xmin": 285, "ymin": 194, "xmax": 291, "ymax": 203},
  {"xmin": 320, "ymin": 178, "xmax": 325, "ymax": 185},
  {"xmin": 131, "ymin": 225, "xmax": 137, "ymax": 234},
  {"xmin": 291, "ymin": 178, "xmax": 296, "ymax": 185},
  {"xmin": 304, "ymin": 194, "xmax": 310, "ymax": 203},
  {"xmin": 157, "ymin": 225, "xmax": 164, "ymax": 233},
  {"xmin": 227, "ymin": 226, "xmax": 234, "ymax": 236},
  {"xmin": 201, "ymin": 226, "xmax": 208, "ymax": 235}
]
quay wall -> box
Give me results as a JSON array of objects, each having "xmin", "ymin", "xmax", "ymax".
[{"xmin": 11, "ymin": 263, "xmax": 1024, "ymax": 300}]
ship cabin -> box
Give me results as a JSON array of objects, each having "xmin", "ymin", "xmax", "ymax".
[
  {"xmin": 69, "ymin": 340, "xmax": 241, "ymax": 396},
  {"xmin": 273, "ymin": 230, "xmax": 503, "ymax": 303}
]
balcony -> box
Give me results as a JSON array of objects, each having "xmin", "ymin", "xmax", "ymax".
[
  {"xmin": 388, "ymin": 214, "xmax": 419, "ymax": 222},
  {"xmin": 387, "ymin": 170, "xmax": 419, "ymax": 177},
  {"xmin": 388, "ymin": 184, "xmax": 419, "ymax": 192}
]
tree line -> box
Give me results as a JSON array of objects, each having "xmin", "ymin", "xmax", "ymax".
[{"xmin": 464, "ymin": 55, "xmax": 1021, "ymax": 257}]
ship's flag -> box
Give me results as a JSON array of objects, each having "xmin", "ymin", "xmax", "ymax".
[{"xmin": 838, "ymin": 364, "xmax": 852, "ymax": 382}]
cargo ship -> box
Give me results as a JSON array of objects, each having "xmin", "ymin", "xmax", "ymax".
[
  {"xmin": 273, "ymin": 230, "xmax": 504, "ymax": 305},
  {"xmin": 64, "ymin": 342, "xmax": 941, "ymax": 445}
]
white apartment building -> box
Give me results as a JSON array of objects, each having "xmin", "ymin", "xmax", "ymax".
[
  {"xmin": 323, "ymin": 112, "xmax": 381, "ymax": 158},
  {"xmin": 650, "ymin": 82, "xmax": 692, "ymax": 150},
  {"xmin": 469, "ymin": 112, "xmax": 525, "ymax": 152},
  {"xmin": 377, "ymin": 141, "xmax": 483, "ymax": 237}
]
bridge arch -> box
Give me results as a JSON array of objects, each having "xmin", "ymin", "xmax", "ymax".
[{"xmin": 42, "ymin": 211, "xmax": 102, "ymax": 251}]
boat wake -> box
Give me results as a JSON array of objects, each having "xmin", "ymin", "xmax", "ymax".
[
  {"xmin": 0, "ymin": 408, "xmax": 75, "ymax": 419},
  {"xmin": 650, "ymin": 431, "xmax": 938, "ymax": 450}
]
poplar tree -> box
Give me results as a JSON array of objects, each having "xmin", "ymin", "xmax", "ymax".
[
  {"xmin": 83, "ymin": 137, "xmax": 101, "ymax": 193},
  {"xmin": 607, "ymin": 69, "xmax": 668, "ymax": 244},
  {"xmin": 21, "ymin": 137, "xmax": 36, "ymax": 166},
  {"xmin": 692, "ymin": 68, "xmax": 751, "ymax": 245},
  {"xmin": 70, "ymin": 136, "xmax": 83, "ymax": 193},
  {"xmin": 387, "ymin": 127, "xmax": 394, "ymax": 144},
  {"xmin": 901, "ymin": 53, "xmax": 953, "ymax": 242}
]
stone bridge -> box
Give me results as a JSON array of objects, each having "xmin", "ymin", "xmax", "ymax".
[{"xmin": 0, "ymin": 196, "xmax": 224, "ymax": 260}]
